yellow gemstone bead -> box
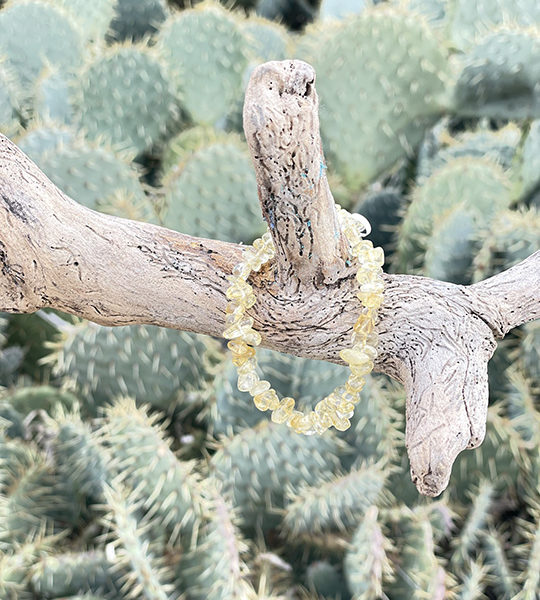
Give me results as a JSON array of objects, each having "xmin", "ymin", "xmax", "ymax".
[
  {"xmin": 339, "ymin": 347, "xmax": 372, "ymax": 366},
  {"xmin": 231, "ymin": 346, "xmax": 256, "ymax": 367},
  {"xmin": 237, "ymin": 357, "xmax": 257, "ymax": 374},
  {"xmin": 353, "ymin": 315, "xmax": 375, "ymax": 336},
  {"xmin": 253, "ymin": 389, "xmax": 279, "ymax": 411},
  {"xmin": 232, "ymin": 262, "xmax": 251, "ymax": 279},
  {"xmin": 271, "ymin": 397, "xmax": 295, "ymax": 424},
  {"xmin": 242, "ymin": 329, "xmax": 262, "ymax": 346},
  {"xmin": 356, "ymin": 291, "xmax": 383, "ymax": 310},
  {"xmin": 349, "ymin": 361, "xmax": 374, "ymax": 377},
  {"xmin": 331, "ymin": 414, "xmax": 351, "ymax": 431},
  {"xmin": 250, "ymin": 379, "xmax": 271, "ymax": 396},
  {"xmin": 237, "ymin": 370, "xmax": 260, "ymax": 393},
  {"xmin": 370, "ymin": 247, "xmax": 385, "ymax": 266},
  {"xmin": 360, "ymin": 280, "xmax": 385, "ymax": 296},
  {"xmin": 227, "ymin": 340, "xmax": 248, "ymax": 354},
  {"xmin": 356, "ymin": 268, "xmax": 376, "ymax": 285},
  {"xmin": 223, "ymin": 316, "xmax": 254, "ymax": 340},
  {"xmin": 346, "ymin": 374, "xmax": 366, "ymax": 393},
  {"xmin": 289, "ymin": 412, "xmax": 316, "ymax": 435},
  {"xmin": 335, "ymin": 400, "xmax": 355, "ymax": 419},
  {"xmin": 314, "ymin": 400, "xmax": 333, "ymax": 429}
]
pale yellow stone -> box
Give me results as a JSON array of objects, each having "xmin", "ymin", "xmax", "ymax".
[
  {"xmin": 339, "ymin": 347, "xmax": 371, "ymax": 366},
  {"xmin": 250, "ymin": 379, "xmax": 271, "ymax": 396},
  {"xmin": 237, "ymin": 370, "xmax": 260, "ymax": 393},
  {"xmin": 253, "ymin": 389, "xmax": 279, "ymax": 411},
  {"xmin": 271, "ymin": 397, "xmax": 295, "ymax": 424},
  {"xmin": 242, "ymin": 329, "xmax": 262, "ymax": 346}
]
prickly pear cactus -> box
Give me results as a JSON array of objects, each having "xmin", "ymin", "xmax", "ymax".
[
  {"xmin": 298, "ymin": 5, "xmax": 451, "ymax": 188},
  {"xmin": 73, "ymin": 45, "xmax": 179, "ymax": 156},
  {"xmin": 158, "ymin": 3, "xmax": 250, "ymax": 126},
  {"xmin": 0, "ymin": 0, "xmax": 539, "ymax": 598},
  {"xmin": 0, "ymin": 1, "xmax": 83, "ymax": 90},
  {"xmin": 162, "ymin": 138, "xmax": 265, "ymax": 243},
  {"xmin": 48, "ymin": 321, "xmax": 217, "ymax": 412}
]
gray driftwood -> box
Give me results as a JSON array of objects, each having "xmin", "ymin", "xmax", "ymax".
[{"xmin": 1, "ymin": 61, "xmax": 538, "ymax": 497}]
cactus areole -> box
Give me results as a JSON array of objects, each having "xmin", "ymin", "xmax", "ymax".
[{"xmin": 0, "ymin": 61, "xmax": 539, "ymax": 496}]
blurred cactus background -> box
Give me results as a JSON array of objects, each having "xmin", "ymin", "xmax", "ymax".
[{"xmin": 0, "ymin": 0, "xmax": 539, "ymax": 598}]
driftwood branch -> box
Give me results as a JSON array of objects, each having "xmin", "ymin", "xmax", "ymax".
[{"xmin": 1, "ymin": 60, "xmax": 538, "ymax": 497}]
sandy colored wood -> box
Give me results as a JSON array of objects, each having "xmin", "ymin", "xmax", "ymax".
[{"xmin": 1, "ymin": 60, "xmax": 539, "ymax": 497}]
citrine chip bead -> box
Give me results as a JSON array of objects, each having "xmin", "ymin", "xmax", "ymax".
[
  {"xmin": 243, "ymin": 329, "xmax": 262, "ymax": 346},
  {"xmin": 223, "ymin": 316, "xmax": 254, "ymax": 340},
  {"xmin": 254, "ymin": 389, "xmax": 279, "ymax": 411},
  {"xmin": 271, "ymin": 397, "xmax": 295, "ymax": 424},
  {"xmin": 231, "ymin": 346, "xmax": 255, "ymax": 367},
  {"xmin": 339, "ymin": 347, "xmax": 372, "ymax": 366},
  {"xmin": 237, "ymin": 370, "xmax": 260, "ymax": 393}
]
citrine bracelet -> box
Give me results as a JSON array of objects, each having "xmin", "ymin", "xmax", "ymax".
[{"xmin": 223, "ymin": 206, "xmax": 384, "ymax": 435}]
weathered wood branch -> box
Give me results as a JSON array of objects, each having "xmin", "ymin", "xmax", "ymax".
[{"xmin": 1, "ymin": 60, "xmax": 538, "ymax": 497}]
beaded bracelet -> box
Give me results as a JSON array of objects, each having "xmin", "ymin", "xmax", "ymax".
[{"xmin": 223, "ymin": 206, "xmax": 384, "ymax": 435}]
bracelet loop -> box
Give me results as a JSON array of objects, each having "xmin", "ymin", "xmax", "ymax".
[{"xmin": 223, "ymin": 206, "xmax": 385, "ymax": 435}]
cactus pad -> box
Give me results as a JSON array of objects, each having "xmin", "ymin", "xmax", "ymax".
[
  {"xmin": 0, "ymin": 1, "xmax": 82, "ymax": 90},
  {"xmin": 299, "ymin": 6, "xmax": 450, "ymax": 188},
  {"xmin": 162, "ymin": 139, "xmax": 265, "ymax": 243},
  {"xmin": 158, "ymin": 3, "xmax": 250, "ymax": 125},
  {"xmin": 74, "ymin": 45, "xmax": 178, "ymax": 156}
]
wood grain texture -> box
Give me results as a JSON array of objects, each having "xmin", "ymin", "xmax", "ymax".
[{"xmin": 1, "ymin": 60, "xmax": 538, "ymax": 496}]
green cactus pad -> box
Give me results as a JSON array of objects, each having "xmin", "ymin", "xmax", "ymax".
[
  {"xmin": 298, "ymin": 5, "xmax": 450, "ymax": 189},
  {"xmin": 423, "ymin": 206, "xmax": 477, "ymax": 284},
  {"xmin": 158, "ymin": 3, "xmax": 250, "ymax": 125},
  {"xmin": 344, "ymin": 506, "xmax": 393, "ymax": 600},
  {"xmin": 108, "ymin": 0, "xmax": 169, "ymax": 42},
  {"xmin": 451, "ymin": 480, "xmax": 495, "ymax": 568},
  {"xmin": 0, "ymin": 385, "xmax": 78, "ymax": 417},
  {"xmin": 53, "ymin": 0, "xmax": 115, "ymax": 42},
  {"xmin": 0, "ymin": 57, "xmax": 22, "ymax": 136},
  {"xmin": 49, "ymin": 322, "xmax": 214, "ymax": 412},
  {"xmin": 74, "ymin": 45, "xmax": 179, "ymax": 156},
  {"xmin": 449, "ymin": 0, "xmax": 540, "ymax": 50},
  {"xmin": 519, "ymin": 119, "xmax": 540, "ymax": 200},
  {"xmin": 161, "ymin": 125, "xmax": 230, "ymax": 176},
  {"xmin": 397, "ymin": 157, "xmax": 511, "ymax": 273},
  {"xmin": 211, "ymin": 421, "xmax": 344, "ymax": 530},
  {"xmin": 33, "ymin": 138, "xmax": 147, "ymax": 211},
  {"xmin": 482, "ymin": 530, "xmax": 518, "ymax": 598},
  {"xmin": 52, "ymin": 413, "xmax": 111, "ymax": 501},
  {"xmin": 242, "ymin": 17, "xmax": 289, "ymax": 61},
  {"xmin": 416, "ymin": 124, "xmax": 521, "ymax": 183},
  {"xmin": 473, "ymin": 208, "xmax": 540, "ymax": 280},
  {"xmin": 405, "ymin": 0, "xmax": 447, "ymax": 25},
  {"xmin": 101, "ymin": 485, "xmax": 174, "ymax": 600},
  {"xmin": 0, "ymin": 441, "xmax": 80, "ymax": 549},
  {"xmin": 162, "ymin": 140, "xmax": 265, "ymax": 243},
  {"xmin": 341, "ymin": 375, "xmax": 403, "ymax": 470},
  {"xmin": 353, "ymin": 189, "xmax": 403, "ymax": 263},
  {"xmin": 15, "ymin": 124, "xmax": 75, "ymax": 160},
  {"xmin": 178, "ymin": 485, "xmax": 257, "ymax": 600},
  {"xmin": 0, "ymin": 1, "xmax": 82, "ymax": 91},
  {"xmin": 32, "ymin": 67, "xmax": 73, "ymax": 124},
  {"xmin": 100, "ymin": 399, "xmax": 208, "ymax": 546},
  {"xmin": 454, "ymin": 27, "xmax": 540, "ymax": 119},
  {"xmin": 521, "ymin": 321, "xmax": 540, "ymax": 383},
  {"xmin": 385, "ymin": 511, "xmax": 444, "ymax": 599},
  {"xmin": 30, "ymin": 551, "xmax": 119, "ymax": 598},
  {"xmin": 282, "ymin": 465, "xmax": 387, "ymax": 536},
  {"xmin": 319, "ymin": 0, "xmax": 367, "ymax": 20}
]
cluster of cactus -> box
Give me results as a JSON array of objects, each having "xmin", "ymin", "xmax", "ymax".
[{"xmin": 0, "ymin": 0, "xmax": 539, "ymax": 598}]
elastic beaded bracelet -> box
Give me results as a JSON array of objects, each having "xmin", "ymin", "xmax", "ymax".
[{"xmin": 223, "ymin": 206, "xmax": 384, "ymax": 435}]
